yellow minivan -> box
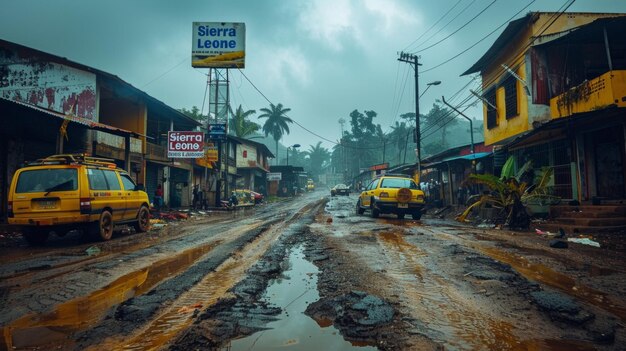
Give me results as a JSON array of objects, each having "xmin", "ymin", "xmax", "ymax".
[{"xmin": 8, "ymin": 154, "xmax": 150, "ymax": 245}]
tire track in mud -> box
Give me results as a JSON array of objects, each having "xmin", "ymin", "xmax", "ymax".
[
  {"xmin": 77, "ymin": 198, "xmax": 326, "ymax": 351},
  {"xmin": 420, "ymin": 226, "xmax": 623, "ymax": 348},
  {"xmin": 168, "ymin": 200, "xmax": 326, "ymax": 350},
  {"xmin": 375, "ymin": 228, "xmax": 524, "ymax": 350}
]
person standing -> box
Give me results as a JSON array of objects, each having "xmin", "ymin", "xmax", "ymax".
[
  {"xmin": 155, "ymin": 184, "xmax": 163, "ymax": 211},
  {"xmin": 192, "ymin": 184, "xmax": 199, "ymax": 210}
]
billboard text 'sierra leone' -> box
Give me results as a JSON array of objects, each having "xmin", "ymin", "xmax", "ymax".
[
  {"xmin": 168, "ymin": 131, "xmax": 205, "ymax": 158},
  {"xmin": 192, "ymin": 22, "xmax": 245, "ymax": 68}
]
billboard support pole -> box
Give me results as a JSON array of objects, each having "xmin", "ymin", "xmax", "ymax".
[{"xmin": 213, "ymin": 69, "xmax": 222, "ymax": 207}]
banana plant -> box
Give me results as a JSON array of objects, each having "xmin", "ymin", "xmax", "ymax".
[{"xmin": 456, "ymin": 157, "xmax": 559, "ymax": 228}]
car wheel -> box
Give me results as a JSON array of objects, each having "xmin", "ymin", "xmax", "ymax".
[
  {"xmin": 412, "ymin": 211, "xmax": 422, "ymax": 220},
  {"xmin": 133, "ymin": 206, "xmax": 150, "ymax": 233},
  {"xmin": 22, "ymin": 228, "xmax": 49, "ymax": 246},
  {"xmin": 90, "ymin": 210, "xmax": 114, "ymax": 241},
  {"xmin": 356, "ymin": 199, "xmax": 365, "ymax": 215},
  {"xmin": 397, "ymin": 213, "xmax": 405, "ymax": 219},
  {"xmin": 370, "ymin": 200, "xmax": 380, "ymax": 218}
]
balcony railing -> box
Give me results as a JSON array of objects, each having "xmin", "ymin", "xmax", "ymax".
[
  {"xmin": 550, "ymin": 70, "xmax": 626, "ymax": 119},
  {"xmin": 146, "ymin": 142, "xmax": 168, "ymax": 161}
]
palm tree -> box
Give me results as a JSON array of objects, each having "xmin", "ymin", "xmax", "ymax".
[
  {"xmin": 229, "ymin": 105, "xmax": 259, "ymax": 138},
  {"xmin": 305, "ymin": 142, "xmax": 331, "ymax": 178},
  {"xmin": 258, "ymin": 103, "xmax": 293, "ymax": 164}
]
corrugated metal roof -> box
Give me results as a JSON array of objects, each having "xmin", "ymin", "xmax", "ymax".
[
  {"xmin": 1, "ymin": 95, "xmax": 142, "ymax": 138},
  {"xmin": 0, "ymin": 39, "xmax": 200, "ymax": 128},
  {"xmin": 462, "ymin": 14, "xmax": 532, "ymax": 76}
]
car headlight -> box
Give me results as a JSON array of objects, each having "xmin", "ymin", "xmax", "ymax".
[
  {"xmin": 416, "ymin": 195, "xmax": 424, "ymax": 201},
  {"xmin": 379, "ymin": 192, "xmax": 389, "ymax": 198}
]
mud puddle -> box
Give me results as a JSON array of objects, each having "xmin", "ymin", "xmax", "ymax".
[
  {"xmin": 225, "ymin": 245, "xmax": 376, "ymax": 350},
  {"xmin": 1, "ymin": 241, "xmax": 219, "ymax": 350},
  {"xmin": 478, "ymin": 246, "xmax": 626, "ymax": 321},
  {"xmin": 377, "ymin": 229, "xmax": 529, "ymax": 350}
]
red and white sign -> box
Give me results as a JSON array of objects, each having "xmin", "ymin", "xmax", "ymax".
[{"xmin": 167, "ymin": 131, "xmax": 204, "ymax": 158}]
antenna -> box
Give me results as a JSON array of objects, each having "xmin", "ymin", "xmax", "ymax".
[{"xmin": 501, "ymin": 64, "xmax": 531, "ymax": 96}]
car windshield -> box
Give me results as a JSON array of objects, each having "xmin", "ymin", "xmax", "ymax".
[
  {"xmin": 16, "ymin": 168, "xmax": 78, "ymax": 193},
  {"xmin": 380, "ymin": 178, "xmax": 418, "ymax": 189}
]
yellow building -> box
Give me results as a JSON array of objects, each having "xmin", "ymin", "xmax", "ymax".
[{"xmin": 463, "ymin": 12, "xmax": 626, "ymax": 203}]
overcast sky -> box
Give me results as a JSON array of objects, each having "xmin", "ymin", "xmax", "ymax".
[{"xmin": 2, "ymin": 0, "xmax": 626, "ymax": 151}]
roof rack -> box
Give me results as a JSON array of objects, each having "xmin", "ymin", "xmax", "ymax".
[
  {"xmin": 26, "ymin": 154, "xmax": 118, "ymax": 168},
  {"xmin": 377, "ymin": 173, "xmax": 412, "ymax": 178}
]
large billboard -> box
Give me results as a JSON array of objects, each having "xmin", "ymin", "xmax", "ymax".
[
  {"xmin": 167, "ymin": 131, "xmax": 204, "ymax": 158},
  {"xmin": 192, "ymin": 22, "xmax": 245, "ymax": 68}
]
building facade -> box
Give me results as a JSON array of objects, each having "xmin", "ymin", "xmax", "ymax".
[{"xmin": 464, "ymin": 13, "xmax": 626, "ymax": 202}]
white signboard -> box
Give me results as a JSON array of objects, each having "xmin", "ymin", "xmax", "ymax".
[
  {"xmin": 237, "ymin": 144, "xmax": 258, "ymax": 168},
  {"xmin": 192, "ymin": 22, "xmax": 245, "ymax": 68},
  {"xmin": 167, "ymin": 131, "xmax": 204, "ymax": 158},
  {"xmin": 267, "ymin": 172, "xmax": 282, "ymax": 181}
]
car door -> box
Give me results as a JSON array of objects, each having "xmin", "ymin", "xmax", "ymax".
[
  {"xmin": 119, "ymin": 173, "xmax": 141, "ymax": 220},
  {"xmin": 102, "ymin": 169, "xmax": 125, "ymax": 221},
  {"xmin": 361, "ymin": 179, "xmax": 379, "ymax": 207},
  {"xmin": 88, "ymin": 168, "xmax": 125, "ymax": 221}
]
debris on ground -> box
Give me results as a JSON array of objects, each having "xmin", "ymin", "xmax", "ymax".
[
  {"xmin": 85, "ymin": 246, "xmax": 101, "ymax": 256},
  {"xmin": 549, "ymin": 239, "xmax": 568, "ymax": 249},
  {"xmin": 568, "ymin": 237, "xmax": 601, "ymax": 248}
]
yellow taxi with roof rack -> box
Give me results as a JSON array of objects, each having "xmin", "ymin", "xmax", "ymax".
[
  {"xmin": 7, "ymin": 154, "xmax": 150, "ymax": 245},
  {"xmin": 355, "ymin": 174, "xmax": 425, "ymax": 220}
]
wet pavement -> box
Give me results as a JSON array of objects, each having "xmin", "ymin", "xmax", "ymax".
[{"xmin": 1, "ymin": 191, "xmax": 625, "ymax": 350}]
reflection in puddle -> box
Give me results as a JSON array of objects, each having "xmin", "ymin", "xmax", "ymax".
[
  {"xmin": 117, "ymin": 225, "xmax": 279, "ymax": 351},
  {"xmin": 226, "ymin": 246, "xmax": 376, "ymax": 351},
  {"xmin": 381, "ymin": 218, "xmax": 422, "ymax": 227},
  {"xmin": 1, "ymin": 242, "xmax": 219, "ymax": 350}
]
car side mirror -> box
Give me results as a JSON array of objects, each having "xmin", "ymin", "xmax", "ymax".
[{"xmin": 134, "ymin": 184, "xmax": 145, "ymax": 191}]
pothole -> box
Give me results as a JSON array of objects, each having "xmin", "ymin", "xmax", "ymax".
[{"xmin": 225, "ymin": 245, "xmax": 376, "ymax": 350}]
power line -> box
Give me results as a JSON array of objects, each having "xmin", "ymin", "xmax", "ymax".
[
  {"xmin": 421, "ymin": 0, "xmax": 535, "ymax": 73},
  {"xmin": 421, "ymin": 0, "xmax": 577, "ymax": 143},
  {"xmin": 238, "ymin": 69, "xmax": 398, "ymax": 151},
  {"xmin": 411, "ymin": 0, "xmax": 479, "ymax": 52},
  {"xmin": 402, "ymin": 0, "xmax": 465, "ymax": 52},
  {"xmin": 415, "ymin": 0, "xmax": 498, "ymax": 53},
  {"xmin": 141, "ymin": 56, "xmax": 188, "ymax": 89}
]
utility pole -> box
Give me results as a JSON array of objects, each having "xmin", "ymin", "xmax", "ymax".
[
  {"xmin": 338, "ymin": 118, "xmax": 347, "ymax": 182},
  {"xmin": 398, "ymin": 52, "xmax": 422, "ymax": 181}
]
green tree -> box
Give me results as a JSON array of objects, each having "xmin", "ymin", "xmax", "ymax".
[
  {"xmin": 305, "ymin": 142, "xmax": 331, "ymax": 178},
  {"xmin": 229, "ymin": 105, "xmax": 259, "ymax": 138},
  {"xmin": 178, "ymin": 106, "xmax": 205, "ymax": 122},
  {"xmin": 258, "ymin": 103, "xmax": 294, "ymax": 164},
  {"xmin": 423, "ymin": 102, "xmax": 457, "ymax": 150}
]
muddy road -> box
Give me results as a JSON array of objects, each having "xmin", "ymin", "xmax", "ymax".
[{"xmin": 1, "ymin": 191, "xmax": 625, "ymax": 350}]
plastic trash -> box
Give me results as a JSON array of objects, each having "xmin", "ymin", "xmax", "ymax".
[
  {"xmin": 85, "ymin": 246, "xmax": 101, "ymax": 256},
  {"xmin": 567, "ymin": 237, "xmax": 600, "ymax": 248}
]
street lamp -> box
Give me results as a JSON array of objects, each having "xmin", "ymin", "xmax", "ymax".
[
  {"xmin": 420, "ymin": 81, "xmax": 441, "ymax": 99},
  {"xmin": 286, "ymin": 144, "xmax": 300, "ymax": 166}
]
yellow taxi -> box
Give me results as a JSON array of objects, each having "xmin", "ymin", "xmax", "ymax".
[
  {"xmin": 8, "ymin": 154, "xmax": 150, "ymax": 245},
  {"xmin": 356, "ymin": 174, "xmax": 425, "ymax": 220},
  {"xmin": 306, "ymin": 179, "xmax": 315, "ymax": 192}
]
